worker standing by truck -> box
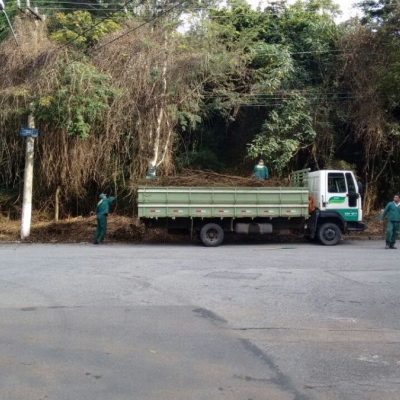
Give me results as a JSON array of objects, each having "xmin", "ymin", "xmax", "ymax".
[
  {"xmin": 380, "ymin": 194, "xmax": 400, "ymax": 249},
  {"xmin": 93, "ymin": 193, "xmax": 115, "ymax": 244},
  {"xmin": 253, "ymin": 159, "xmax": 269, "ymax": 180}
]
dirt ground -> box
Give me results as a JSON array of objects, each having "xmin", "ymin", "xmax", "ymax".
[
  {"xmin": 0, "ymin": 214, "xmax": 141, "ymax": 244},
  {"xmin": 0, "ymin": 212, "xmax": 384, "ymax": 244}
]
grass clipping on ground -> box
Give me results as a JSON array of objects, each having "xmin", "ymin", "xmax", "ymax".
[{"xmin": 0, "ymin": 215, "xmax": 144, "ymax": 243}]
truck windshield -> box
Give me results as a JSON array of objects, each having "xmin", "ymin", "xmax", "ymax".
[{"xmin": 328, "ymin": 173, "xmax": 346, "ymax": 193}]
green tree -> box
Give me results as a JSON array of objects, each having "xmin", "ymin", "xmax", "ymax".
[
  {"xmin": 187, "ymin": 0, "xmax": 342, "ymax": 174},
  {"xmin": 34, "ymin": 61, "xmax": 118, "ymax": 138},
  {"xmin": 337, "ymin": 0, "xmax": 400, "ymax": 211},
  {"xmin": 49, "ymin": 10, "xmax": 121, "ymax": 48},
  {"xmin": 248, "ymin": 93, "xmax": 316, "ymax": 173},
  {"xmin": 0, "ymin": 1, "xmax": 18, "ymax": 42},
  {"xmin": 357, "ymin": 0, "xmax": 399, "ymax": 24}
]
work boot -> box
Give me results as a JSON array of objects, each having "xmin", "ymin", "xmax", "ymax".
[
  {"xmin": 385, "ymin": 245, "xmax": 390, "ymax": 249},
  {"xmin": 390, "ymin": 246, "xmax": 397, "ymax": 249}
]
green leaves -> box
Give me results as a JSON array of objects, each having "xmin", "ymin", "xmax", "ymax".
[
  {"xmin": 49, "ymin": 11, "xmax": 120, "ymax": 48},
  {"xmin": 251, "ymin": 43, "xmax": 294, "ymax": 92},
  {"xmin": 34, "ymin": 61, "xmax": 119, "ymax": 138},
  {"xmin": 0, "ymin": 1, "xmax": 18, "ymax": 43},
  {"xmin": 247, "ymin": 93, "xmax": 316, "ymax": 174},
  {"xmin": 357, "ymin": 0, "xmax": 399, "ymax": 25}
]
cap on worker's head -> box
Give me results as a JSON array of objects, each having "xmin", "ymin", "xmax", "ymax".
[{"xmin": 99, "ymin": 193, "xmax": 107, "ymax": 199}]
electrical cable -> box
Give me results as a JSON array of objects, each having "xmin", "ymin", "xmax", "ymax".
[
  {"xmin": 36, "ymin": 7, "xmax": 129, "ymax": 11},
  {"xmin": 1, "ymin": 2, "xmax": 375, "ymax": 112},
  {"xmin": 92, "ymin": 0, "xmax": 187, "ymax": 52},
  {"xmin": 58, "ymin": 0, "xmax": 136, "ymax": 48}
]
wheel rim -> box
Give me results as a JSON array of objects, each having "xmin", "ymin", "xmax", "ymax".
[
  {"xmin": 206, "ymin": 229, "xmax": 219, "ymax": 242},
  {"xmin": 324, "ymin": 228, "xmax": 336, "ymax": 241}
]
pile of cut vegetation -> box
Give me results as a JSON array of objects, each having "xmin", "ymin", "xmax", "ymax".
[{"xmin": 134, "ymin": 169, "xmax": 287, "ymax": 189}]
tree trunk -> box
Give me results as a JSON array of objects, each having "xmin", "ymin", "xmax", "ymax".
[{"xmin": 148, "ymin": 33, "xmax": 168, "ymax": 171}]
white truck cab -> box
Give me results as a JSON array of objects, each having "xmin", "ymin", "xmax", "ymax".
[
  {"xmin": 293, "ymin": 169, "xmax": 365, "ymax": 245},
  {"xmin": 308, "ymin": 170, "xmax": 362, "ymax": 222}
]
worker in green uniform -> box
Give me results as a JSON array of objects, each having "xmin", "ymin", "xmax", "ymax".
[
  {"xmin": 253, "ymin": 158, "xmax": 269, "ymax": 180},
  {"xmin": 93, "ymin": 193, "xmax": 116, "ymax": 244},
  {"xmin": 380, "ymin": 194, "xmax": 400, "ymax": 249},
  {"xmin": 146, "ymin": 165, "xmax": 157, "ymax": 179}
]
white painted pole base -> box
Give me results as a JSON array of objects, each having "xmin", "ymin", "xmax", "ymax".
[{"xmin": 20, "ymin": 137, "xmax": 34, "ymax": 239}]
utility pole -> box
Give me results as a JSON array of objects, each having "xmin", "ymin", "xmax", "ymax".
[
  {"xmin": 19, "ymin": 3, "xmax": 43, "ymax": 239},
  {"xmin": 20, "ymin": 110, "xmax": 36, "ymax": 239},
  {"xmin": 0, "ymin": 0, "xmax": 19, "ymax": 44}
]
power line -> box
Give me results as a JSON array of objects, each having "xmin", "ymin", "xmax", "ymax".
[
  {"xmin": 252, "ymin": 49, "xmax": 344, "ymax": 56},
  {"xmin": 203, "ymin": 97, "xmax": 362, "ymax": 101},
  {"xmin": 34, "ymin": 7, "xmax": 129, "ymax": 11},
  {"xmin": 32, "ymin": 1, "xmax": 124, "ymax": 4},
  {"xmin": 59, "ymin": 0, "xmax": 136, "ymax": 48},
  {"xmin": 9, "ymin": 0, "xmax": 188, "ymax": 89},
  {"xmin": 236, "ymin": 99, "xmax": 363, "ymax": 106},
  {"xmin": 202, "ymin": 95, "xmax": 360, "ymax": 99},
  {"xmin": 4, "ymin": 1, "xmax": 139, "ymax": 88},
  {"xmin": 92, "ymin": 0, "xmax": 187, "ymax": 52},
  {"xmin": 2, "ymin": 3, "xmax": 376, "ymax": 106}
]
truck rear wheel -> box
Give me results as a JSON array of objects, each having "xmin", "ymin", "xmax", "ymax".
[
  {"xmin": 200, "ymin": 223, "xmax": 224, "ymax": 247},
  {"xmin": 317, "ymin": 222, "xmax": 341, "ymax": 246}
]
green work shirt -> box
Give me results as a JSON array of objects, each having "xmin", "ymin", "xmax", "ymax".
[
  {"xmin": 380, "ymin": 201, "xmax": 400, "ymax": 222},
  {"xmin": 253, "ymin": 164, "xmax": 269, "ymax": 180},
  {"xmin": 96, "ymin": 197, "xmax": 115, "ymax": 215}
]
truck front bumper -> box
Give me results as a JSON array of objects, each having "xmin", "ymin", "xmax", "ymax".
[{"xmin": 346, "ymin": 221, "xmax": 366, "ymax": 232}]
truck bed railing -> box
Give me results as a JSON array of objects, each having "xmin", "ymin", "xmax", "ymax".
[
  {"xmin": 138, "ymin": 186, "xmax": 309, "ymax": 219},
  {"xmin": 291, "ymin": 168, "xmax": 310, "ymax": 188}
]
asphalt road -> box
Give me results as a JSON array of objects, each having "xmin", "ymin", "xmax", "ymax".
[{"xmin": 0, "ymin": 240, "xmax": 399, "ymax": 400}]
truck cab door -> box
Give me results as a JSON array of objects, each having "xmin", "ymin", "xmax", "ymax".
[
  {"xmin": 325, "ymin": 172, "xmax": 359, "ymax": 221},
  {"xmin": 345, "ymin": 172, "xmax": 359, "ymax": 208}
]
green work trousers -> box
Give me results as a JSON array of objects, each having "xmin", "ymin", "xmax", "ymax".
[
  {"xmin": 94, "ymin": 214, "xmax": 107, "ymax": 243},
  {"xmin": 386, "ymin": 221, "xmax": 400, "ymax": 247}
]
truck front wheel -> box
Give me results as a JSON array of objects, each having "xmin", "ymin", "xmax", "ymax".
[
  {"xmin": 200, "ymin": 223, "xmax": 224, "ymax": 247},
  {"xmin": 317, "ymin": 222, "xmax": 341, "ymax": 246}
]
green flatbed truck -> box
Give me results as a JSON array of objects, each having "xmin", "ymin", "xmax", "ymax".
[{"xmin": 138, "ymin": 169, "xmax": 365, "ymax": 246}]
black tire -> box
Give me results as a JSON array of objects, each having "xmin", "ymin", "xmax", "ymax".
[
  {"xmin": 200, "ymin": 223, "xmax": 224, "ymax": 247},
  {"xmin": 317, "ymin": 222, "xmax": 341, "ymax": 246}
]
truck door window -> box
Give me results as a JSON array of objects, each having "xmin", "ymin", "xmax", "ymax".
[
  {"xmin": 346, "ymin": 173, "xmax": 358, "ymax": 207},
  {"xmin": 345, "ymin": 173, "xmax": 356, "ymax": 193},
  {"xmin": 328, "ymin": 173, "xmax": 346, "ymax": 193}
]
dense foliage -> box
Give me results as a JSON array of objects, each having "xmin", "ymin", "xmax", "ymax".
[{"xmin": 0, "ymin": 0, "xmax": 399, "ymax": 217}]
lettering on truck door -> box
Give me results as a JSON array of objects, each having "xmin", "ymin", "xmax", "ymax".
[{"xmin": 325, "ymin": 172, "xmax": 358, "ymax": 222}]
